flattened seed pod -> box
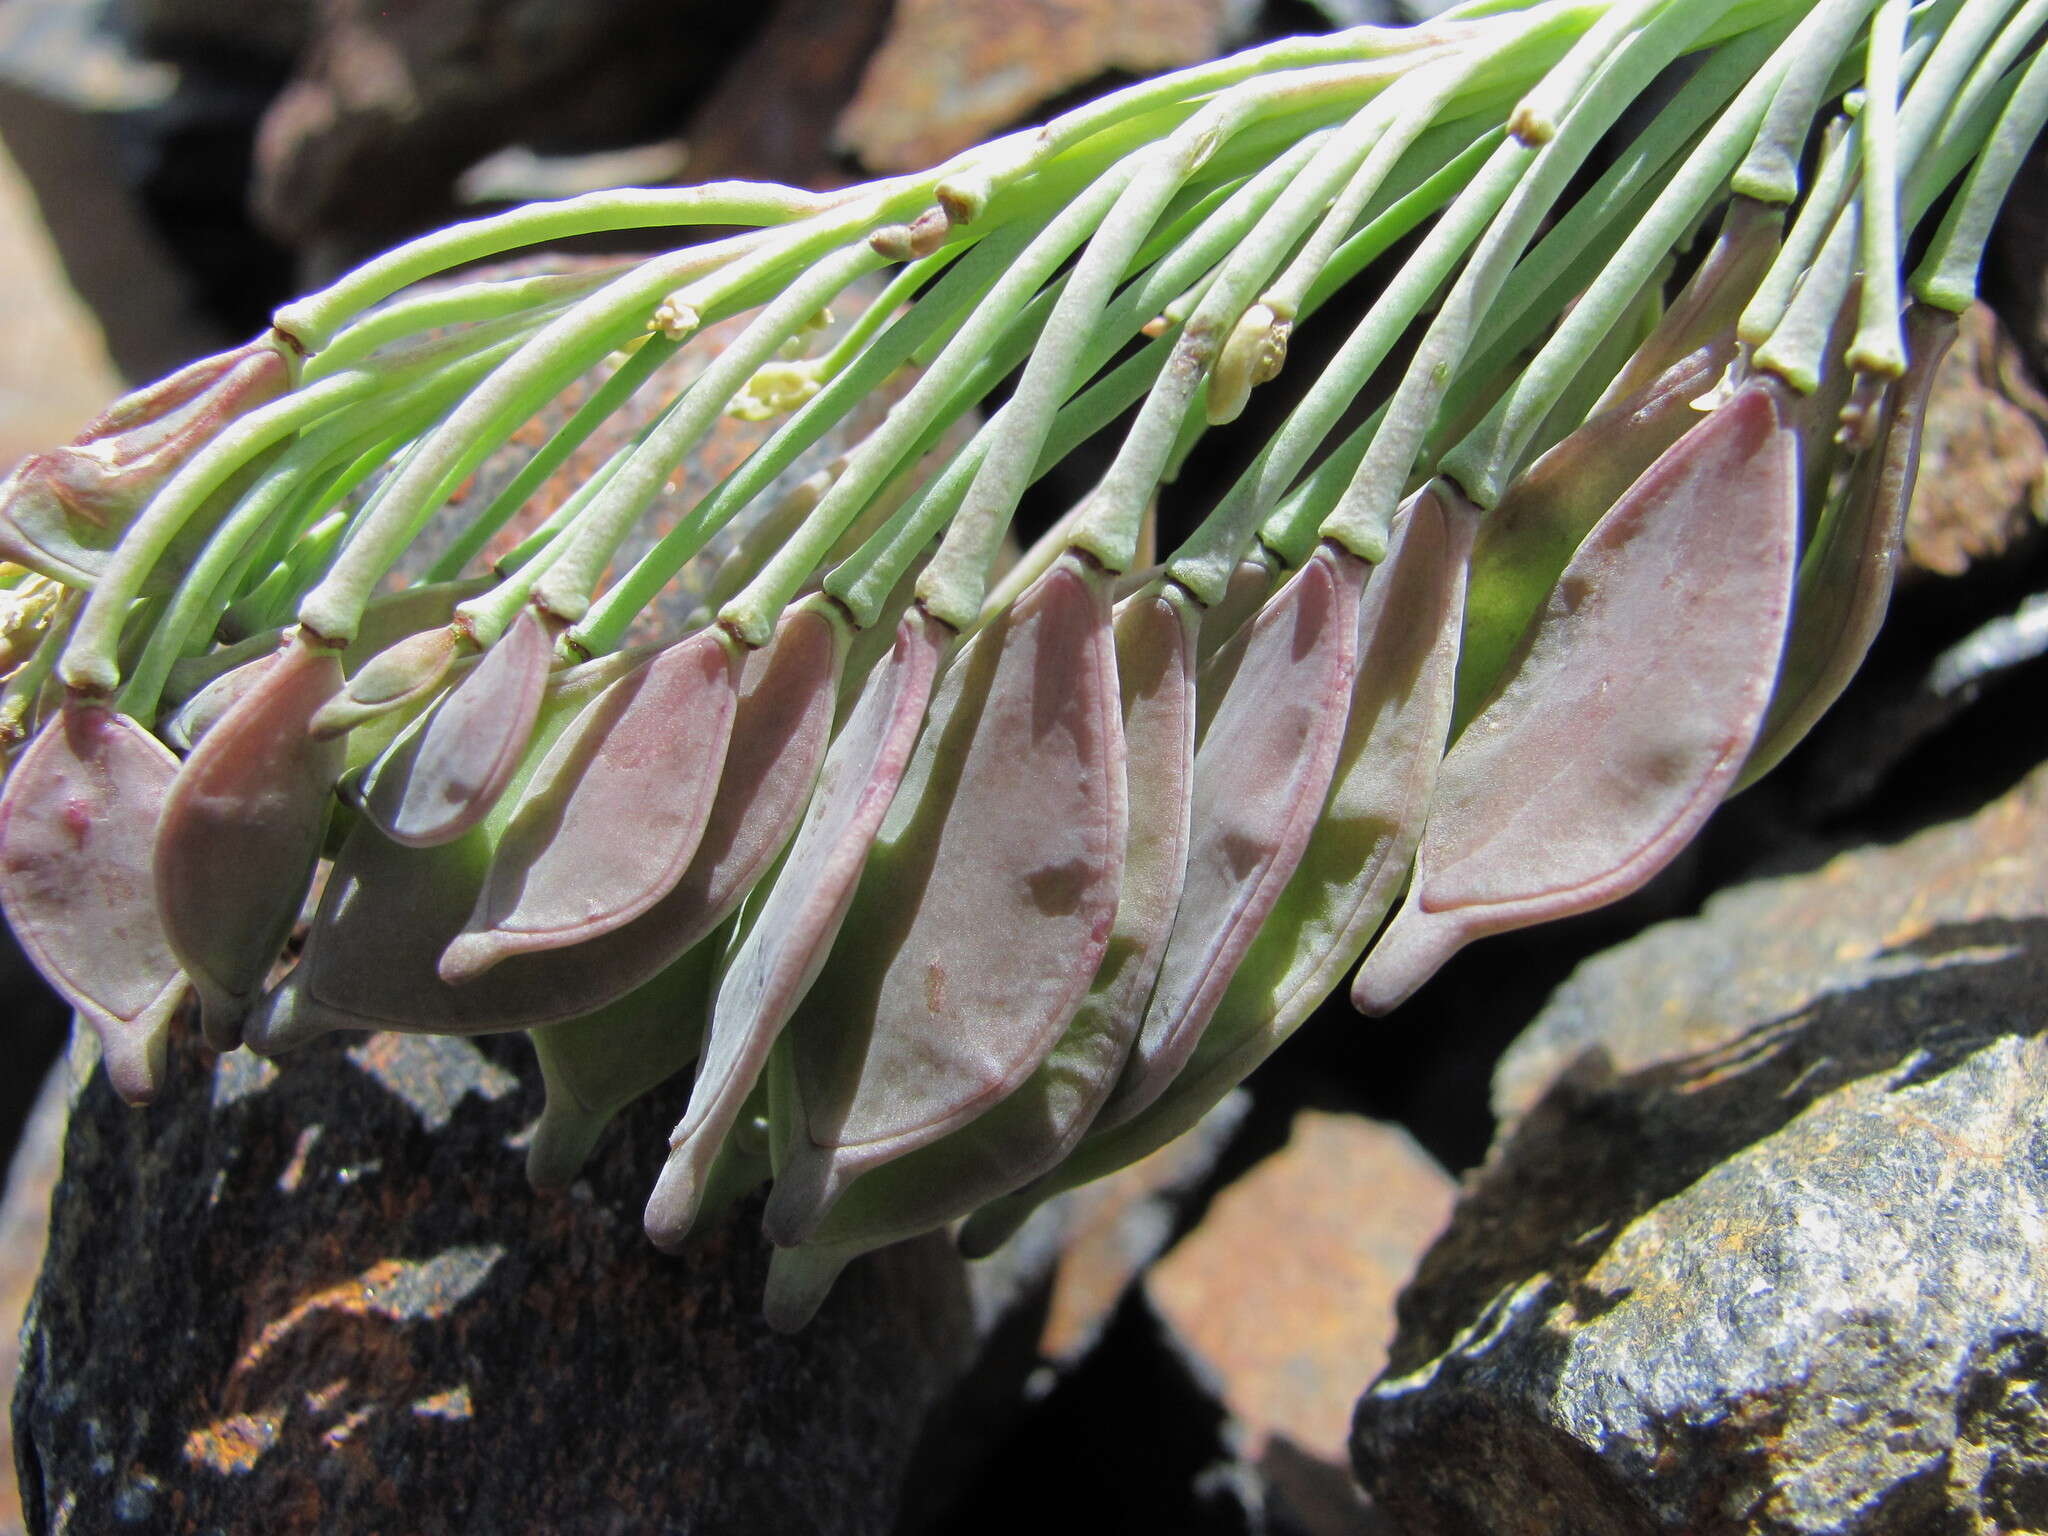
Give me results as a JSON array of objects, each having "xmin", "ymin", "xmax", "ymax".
[
  {"xmin": 367, "ymin": 604, "xmax": 553, "ymax": 848},
  {"xmin": 154, "ymin": 629, "xmax": 346, "ymax": 1047},
  {"xmin": 1455, "ymin": 335, "xmax": 1736, "ymax": 729},
  {"xmin": 439, "ymin": 627, "xmax": 743, "ymax": 981},
  {"xmin": 962, "ymin": 488, "xmax": 1477, "ymax": 1257},
  {"xmin": 1096, "ymin": 539, "xmax": 1363, "ymax": 1131},
  {"xmin": 760, "ymin": 581, "xmax": 1197, "ymax": 1325},
  {"xmin": 0, "ymin": 702, "xmax": 186, "ymax": 1101},
  {"xmin": 0, "ymin": 338, "xmax": 290, "ymax": 586},
  {"xmin": 162, "ymin": 653, "xmax": 275, "ymax": 752},
  {"xmin": 524, "ymin": 936, "xmax": 718, "ymax": 1192},
  {"xmin": 761, "ymin": 556, "xmax": 1126, "ymax": 1247},
  {"xmin": 1355, "ymin": 380, "xmax": 1798, "ymax": 1013},
  {"xmin": 309, "ymin": 624, "xmax": 460, "ymax": 740},
  {"xmin": 1740, "ymin": 306, "xmax": 1956, "ymax": 786},
  {"xmin": 645, "ymin": 606, "xmax": 945, "ymax": 1248},
  {"xmin": 1600, "ymin": 197, "xmax": 1779, "ymax": 406}
]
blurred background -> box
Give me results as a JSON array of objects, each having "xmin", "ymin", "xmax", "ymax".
[{"xmin": 4, "ymin": 2, "xmax": 2048, "ymax": 1532}]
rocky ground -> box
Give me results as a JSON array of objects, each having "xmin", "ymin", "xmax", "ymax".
[{"xmin": 4, "ymin": 3, "xmax": 2048, "ymax": 1533}]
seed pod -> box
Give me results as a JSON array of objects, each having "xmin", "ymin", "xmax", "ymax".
[
  {"xmin": 524, "ymin": 936, "xmax": 718, "ymax": 1192},
  {"xmin": 365, "ymin": 605, "xmax": 553, "ymax": 848},
  {"xmin": 309, "ymin": 625, "xmax": 460, "ymax": 740},
  {"xmin": 0, "ymin": 337, "xmax": 291, "ymax": 586},
  {"xmin": 1193, "ymin": 552, "xmax": 1278, "ymax": 670},
  {"xmin": 961, "ymin": 489, "xmax": 1479, "ymax": 1259},
  {"xmin": 154, "ymin": 629, "xmax": 346, "ymax": 1048},
  {"xmin": 1740, "ymin": 306, "xmax": 1956, "ymax": 787},
  {"xmin": 162, "ymin": 653, "xmax": 275, "ymax": 752},
  {"xmin": 1600, "ymin": 196, "xmax": 1780, "ymax": 407},
  {"xmin": 1455, "ymin": 334, "xmax": 1736, "ymax": 730},
  {"xmin": 0, "ymin": 701, "xmax": 187, "ymax": 1102},
  {"xmin": 644, "ymin": 606, "xmax": 946, "ymax": 1248},
  {"xmin": 760, "ymin": 556, "xmax": 1126, "ymax": 1248},
  {"xmin": 248, "ymin": 604, "xmax": 842, "ymax": 1052},
  {"xmin": 1095, "ymin": 539, "xmax": 1363, "ymax": 1131},
  {"xmin": 758, "ymin": 581, "xmax": 1197, "ymax": 1323},
  {"xmin": 439, "ymin": 628, "xmax": 743, "ymax": 981},
  {"xmin": 1355, "ymin": 379, "xmax": 1799, "ymax": 1014}
]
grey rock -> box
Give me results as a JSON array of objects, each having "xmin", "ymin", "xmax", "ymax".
[
  {"xmin": 12, "ymin": 1023, "xmax": 1003, "ymax": 1535},
  {"xmin": 1353, "ymin": 760, "xmax": 2048, "ymax": 1536}
]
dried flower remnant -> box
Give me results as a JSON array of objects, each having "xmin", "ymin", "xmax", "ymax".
[{"xmin": 0, "ymin": 0, "xmax": 2040, "ymax": 1323}]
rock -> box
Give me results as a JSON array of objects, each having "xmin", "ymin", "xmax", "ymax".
[
  {"xmin": 251, "ymin": 0, "xmax": 759, "ymax": 260},
  {"xmin": 11, "ymin": 1023, "xmax": 1000, "ymax": 1535},
  {"xmin": 1148, "ymin": 1111, "xmax": 1454, "ymax": 1536},
  {"xmin": 1352, "ymin": 758, "xmax": 2048, "ymax": 1536},
  {"xmin": 0, "ymin": 1062, "xmax": 65, "ymax": 1536},
  {"xmin": 0, "ymin": 121, "xmax": 125, "ymax": 466},
  {"xmin": 833, "ymin": 0, "xmax": 1261, "ymax": 173},
  {"xmin": 1902, "ymin": 302, "xmax": 2048, "ymax": 580},
  {"xmin": 1037, "ymin": 1090, "xmax": 1251, "ymax": 1370}
]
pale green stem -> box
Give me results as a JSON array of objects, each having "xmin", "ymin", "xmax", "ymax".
[
  {"xmin": 1731, "ymin": 0, "xmax": 1882, "ymax": 201},
  {"xmin": 58, "ymin": 368, "xmax": 379, "ymax": 694},
  {"xmin": 1440, "ymin": 18, "xmax": 1793, "ymax": 502},
  {"xmin": 1850, "ymin": 0, "xmax": 1910, "ymax": 375},
  {"xmin": 530, "ymin": 241, "xmax": 885, "ymax": 627},
  {"xmin": 1323, "ymin": 0, "xmax": 1752, "ymax": 557},
  {"xmin": 276, "ymin": 183, "xmax": 840, "ymax": 351},
  {"xmin": 301, "ymin": 265, "xmax": 623, "ymax": 382},
  {"xmin": 1914, "ymin": 44, "xmax": 2048, "ymax": 307}
]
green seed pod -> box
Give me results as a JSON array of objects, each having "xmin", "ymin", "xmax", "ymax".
[
  {"xmin": 0, "ymin": 701, "xmax": 187, "ymax": 1102},
  {"xmin": 761, "ymin": 555, "xmax": 1126, "ymax": 1248},
  {"xmin": 758, "ymin": 580, "xmax": 1197, "ymax": 1326},
  {"xmin": 524, "ymin": 935, "xmax": 719, "ymax": 1192},
  {"xmin": 1355, "ymin": 379, "xmax": 1799, "ymax": 1013},
  {"xmin": 1739, "ymin": 306, "xmax": 1957, "ymax": 787},
  {"xmin": 645, "ymin": 605, "xmax": 943, "ymax": 1249},
  {"xmin": 309, "ymin": 625, "xmax": 461, "ymax": 740},
  {"xmin": 153, "ymin": 629, "xmax": 346, "ymax": 1048}
]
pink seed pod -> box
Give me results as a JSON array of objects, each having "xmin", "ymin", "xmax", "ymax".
[
  {"xmin": 364, "ymin": 605, "xmax": 553, "ymax": 848},
  {"xmin": 0, "ymin": 701, "xmax": 187, "ymax": 1102},
  {"xmin": 162, "ymin": 653, "xmax": 277, "ymax": 752},
  {"xmin": 645, "ymin": 605, "xmax": 945, "ymax": 1249},
  {"xmin": 760, "ymin": 580, "xmax": 1198, "ymax": 1322},
  {"xmin": 1355, "ymin": 378, "xmax": 1799, "ymax": 1013},
  {"xmin": 0, "ymin": 337, "xmax": 292, "ymax": 586},
  {"xmin": 957, "ymin": 487, "xmax": 1477, "ymax": 1260},
  {"xmin": 1096, "ymin": 538, "xmax": 1364, "ymax": 1131},
  {"xmin": 1740, "ymin": 305, "xmax": 1957, "ymax": 786},
  {"xmin": 439, "ymin": 627, "xmax": 743, "ymax": 981},
  {"xmin": 154, "ymin": 629, "xmax": 346, "ymax": 1048},
  {"xmin": 1456, "ymin": 334, "xmax": 1737, "ymax": 730},
  {"xmin": 761, "ymin": 555, "xmax": 1126, "ymax": 1248}
]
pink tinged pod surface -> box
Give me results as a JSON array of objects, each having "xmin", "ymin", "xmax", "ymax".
[
  {"xmin": 1097, "ymin": 540, "xmax": 1364, "ymax": 1131},
  {"xmin": 439, "ymin": 628, "xmax": 743, "ymax": 981},
  {"xmin": 369, "ymin": 605, "xmax": 552, "ymax": 848},
  {"xmin": 1741, "ymin": 307, "xmax": 1957, "ymax": 787},
  {"xmin": 154, "ymin": 630, "xmax": 346, "ymax": 1049},
  {"xmin": 763, "ymin": 557, "xmax": 1127, "ymax": 1247},
  {"xmin": 0, "ymin": 702, "xmax": 186, "ymax": 1101},
  {"xmin": 770, "ymin": 582, "xmax": 1199, "ymax": 1299},
  {"xmin": 645, "ymin": 606, "xmax": 944, "ymax": 1249},
  {"xmin": 1356, "ymin": 381, "xmax": 1799, "ymax": 1014},
  {"xmin": 163, "ymin": 654, "xmax": 275, "ymax": 752}
]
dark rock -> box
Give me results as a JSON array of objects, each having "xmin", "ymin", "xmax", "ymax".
[
  {"xmin": 12, "ymin": 1023, "xmax": 996, "ymax": 1535},
  {"xmin": 1, "ymin": 1062, "xmax": 64, "ymax": 1536},
  {"xmin": 251, "ymin": 0, "xmax": 762, "ymax": 261},
  {"xmin": 1352, "ymin": 759, "xmax": 2048, "ymax": 1535}
]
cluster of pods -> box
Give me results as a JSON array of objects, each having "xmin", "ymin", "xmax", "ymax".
[{"xmin": 0, "ymin": 0, "xmax": 2036, "ymax": 1324}]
